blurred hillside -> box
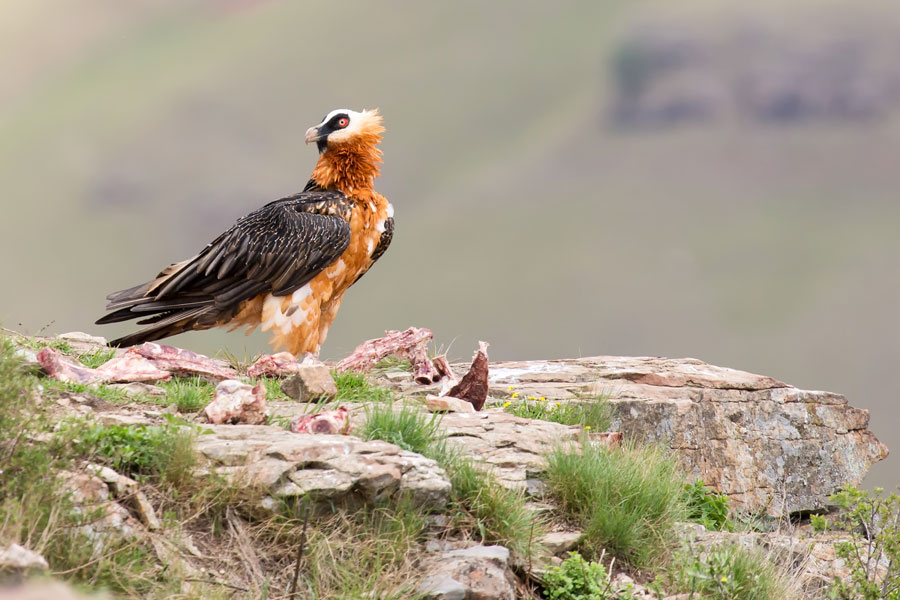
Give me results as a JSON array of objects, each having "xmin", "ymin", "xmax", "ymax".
[{"xmin": 1, "ymin": 0, "xmax": 899, "ymax": 487}]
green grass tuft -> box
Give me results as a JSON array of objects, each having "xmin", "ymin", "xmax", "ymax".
[
  {"xmin": 371, "ymin": 355, "xmax": 413, "ymax": 374},
  {"xmin": 76, "ymin": 347, "xmax": 117, "ymax": 368},
  {"xmin": 257, "ymin": 376, "xmax": 290, "ymax": 402},
  {"xmin": 333, "ymin": 370, "xmax": 395, "ymax": 403},
  {"xmin": 69, "ymin": 419, "xmax": 197, "ymax": 485},
  {"xmin": 361, "ymin": 401, "xmax": 442, "ymax": 455},
  {"xmin": 503, "ymin": 393, "xmax": 611, "ymax": 431},
  {"xmin": 19, "ymin": 337, "xmax": 75, "ymax": 354},
  {"xmin": 438, "ymin": 446, "xmax": 541, "ymax": 557},
  {"xmin": 41, "ymin": 378, "xmax": 132, "ymax": 403},
  {"xmin": 545, "ymin": 439, "xmax": 688, "ymax": 568},
  {"xmin": 158, "ymin": 376, "xmax": 215, "ymax": 412},
  {"xmin": 663, "ymin": 541, "xmax": 797, "ymax": 600},
  {"xmin": 359, "ymin": 397, "xmax": 541, "ymax": 558}
]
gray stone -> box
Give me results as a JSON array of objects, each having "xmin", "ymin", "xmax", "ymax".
[
  {"xmin": 57, "ymin": 470, "xmax": 142, "ymax": 548},
  {"xmin": 57, "ymin": 331, "xmax": 108, "ymax": 346},
  {"xmin": 378, "ymin": 356, "xmax": 888, "ymax": 516},
  {"xmin": 417, "ymin": 573, "xmax": 467, "ymax": 600},
  {"xmin": 437, "ymin": 411, "xmax": 580, "ymax": 491},
  {"xmin": 383, "ymin": 370, "xmax": 413, "ymax": 382},
  {"xmin": 12, "ymin": 346, "xmax": 40, "ymax": 371},
  {"xmin": 525, "ymin": 478, "xmax": 546, "ymax": 497},
  {"xmin": 0, "ymin": 581, "xmax": 97, "ymax": 599},
  {"xmin": 84, "ymin": 464, "xmax": 160, "ymax": 530},
  {"xmin": 0, "ymin": 543, "xmax": 48, "ymax": 574},
  {"xmin": 195, "ymin": 426, "xmax": 451, "ymax": 510},
  {"xmin": 425, "ymin": 395, "xmax": 476, "ymax": 413},
  {"xmin": 612, "ymin": 572, "xmax": 657, "ymax": 599},
  {"xmin": 281, "ymin": 365, "xmax": 338, "ymax": 401},
  {"xmin": 541, "ymin": 531, "xmax": 582, "ymax": 555},
  {"xmin": 445, "ymin": 545, "xmax": 510, "ymax": 563},
  {"xmin": 418, "ymin": 545, "xmax": 516, "ymax": 600}
]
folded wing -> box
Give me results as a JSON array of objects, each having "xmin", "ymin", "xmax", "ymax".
[{"xmin": 97, "ymin": 190, "xmax": 351, "ymax": 347}]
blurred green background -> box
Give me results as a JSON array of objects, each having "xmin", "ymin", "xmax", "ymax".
[{"xmin": 2, "ymin": 0, "xmax": 898, "ymax": 487}]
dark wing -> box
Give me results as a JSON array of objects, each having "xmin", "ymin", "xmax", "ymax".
[
  {"xmin": 370, "ymin": 216, "xmax": 394, "ymax": 265},
  {"xmin": 97, "ymin": 190, "xmax": 351, "ymax": 346},
  {"xmin": 352, "ymin": 216, "xmax": 394, "ymax": 286}
]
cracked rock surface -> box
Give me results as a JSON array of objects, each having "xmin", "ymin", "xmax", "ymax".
[
  {"xmin": 194, "ymin": 425, "xmax": 451, "ymax": 510},
  {"xmin": 379, "ymin": 355, "xmax": 888, "ymax": 516}
]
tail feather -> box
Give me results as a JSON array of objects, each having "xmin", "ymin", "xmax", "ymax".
[
  {"xmin": 105, "ymin": 281, "xmax": 153, "ymax": 308},
  {"xmin": 108, "ymin": 307, "xmax": 210, "ymax": 348},
  {"xmin": 104, "ymin": 259, "xmax": 193, "ymax": 309}
]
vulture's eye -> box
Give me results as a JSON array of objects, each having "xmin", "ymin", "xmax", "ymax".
[{"xmin": 337, "ymin": 117, "xmax": 349, "ymax": 128}]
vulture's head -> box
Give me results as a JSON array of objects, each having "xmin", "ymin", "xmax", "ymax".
[{"xmin": 305, "ymin": 108, "xmax": 384, "ymax": 154}]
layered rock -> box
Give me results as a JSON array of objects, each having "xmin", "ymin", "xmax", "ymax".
[
  {"xmin": 439, "ymin": 411, "xmax": 579, "ymax": 496},
  {"xmin": 380, "ymin": 356, "xmax": 887, "ymax": 516},
  {"xmin": 194, "ymin": 425, "xmax": 451, "ymax": 510}
]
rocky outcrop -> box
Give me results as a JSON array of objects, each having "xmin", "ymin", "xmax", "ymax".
[
  {"xmin": 194, "ymin": 425, "xmax": 451, "ymax": 510},
  {"xmin": 8, "ymin": 331, "xmax": 890, "ymax": 599},
  {"xmin": 506, "ymin": 357, "xmax": 885, "ymax": 515},
  {"xmin": 439, "ymin": 411, "xmax": 580, "ymax": 496},
  {"xmin": 380, "ymin": 355, "xmax": 887, "ymax": 516}
]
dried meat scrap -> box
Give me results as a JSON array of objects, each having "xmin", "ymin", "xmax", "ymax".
[
  {"xmin": 290, "ymin": 407, "xmax": 350, "ymax": 435},
  {"xmin": 37, "ymin": 347, "xmax": 170, "ymax": 384},
  {"xmin": 37, "ymin": 347, "xmax": 100, "ymax": 384},
  {"xmin": 130, "ymin": 342, "xmax": 238, "ymax": 381},
  {"xmin": 94, "ymin": 353, "xmax": 172, "ymax": 383},
  {"xmin": 445, "ymin": 341, "xmax": 490, "ymax": 411},
  {"xmin": 247, "ymin": 352, "xmax": 303, "ymax": 378}
]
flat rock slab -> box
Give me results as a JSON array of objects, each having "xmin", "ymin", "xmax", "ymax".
[
  {"xmin": 377, "ymin": 356, "xmax": 888, "ymax": 516},
  {"xmin": 195, "ymin": 425, "xmax": 451, "ymax": 510},
  {"xmin": 440, "ymin": 411, "xmax": 580, "ymax": 492},
  {"xmin": 417, "ymin": 545, "xmax": 517, "ymax": 600}
]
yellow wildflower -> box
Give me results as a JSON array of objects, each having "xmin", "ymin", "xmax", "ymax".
[
  {"xmin": 511, "ymin": 392, "xmax": 519, "ymax": 398},
  {"xmin": 528, "ymin": 396, "xmax": 536, "ymax": 400},
  {"xmin": 539, "ymin": 396, "xmax": 546, "ymax": 402},
  {"xmin": 507, "ymin": 385, "xmax": 515, "ymax": 391},
  {"xmin": 584, "ymin": 426, "xmax": 591, "ymax": 430},
  {"xmin": 502, "ymin": 401, "xmax": 511, "ymax": 408},
  {"xmin": 720, "ymin": 576, "xmax": 727, "ymax": 583}
]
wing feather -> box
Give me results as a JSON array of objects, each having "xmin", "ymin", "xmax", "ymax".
[{"xmin": 96, "ymin": 190, "xmax": 352, "ymax": 345}]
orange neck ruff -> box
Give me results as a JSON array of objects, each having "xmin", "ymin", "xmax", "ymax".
[{"xmin": 310, "ymin": 131, "xmax": 383, "ymax": 194}]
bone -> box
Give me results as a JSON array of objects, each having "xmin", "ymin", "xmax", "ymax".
[
  {"xmin": 93, "ymin": 353, "xmax": 172, "ymax": 383},
  {"xmin": 247, "ymin": 352, "xmax": 304, "ymax": 378},
  {"xmin": 205, "ymin": 380, "xmax": 268, "ymax": 425},
  {"xmin": 431, "ymin": 355, "xmax": 455, "ymax": 382},
  {"xmin": 129, "ymin": 342, "xmax": 238, "ymax": 381},
  {"xmin": 38, "ymin": 347, "xmax": 170, "ymax": 384},
  {"xmin": 336, "ymin": 327, "xmax": 434, "ymax": 379},
  {"xmin": 290, "ymin": 406, "xmax": 350, "ymax": 435}
]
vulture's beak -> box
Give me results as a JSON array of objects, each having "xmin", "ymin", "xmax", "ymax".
[{"xmin": 304, "ymin": 126, "xmax": 321, "ymax": 145}]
